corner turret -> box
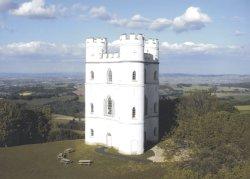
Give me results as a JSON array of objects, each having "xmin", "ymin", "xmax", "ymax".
[
  {"xmin": 145, "ymin": 38, "xmax": 159, "ymax": 61},
  {"xmin": 86, "ymin": 37, "xmax": 107, "ymax": 61}
]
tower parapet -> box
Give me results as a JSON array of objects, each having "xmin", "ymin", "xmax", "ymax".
[
  {"xmin": 86, "ymin": 37, "xmax": 107, "ymax": 61},
  {"xmin": 119, "ymin": 34, "xmax": 144, "ymax": 62},
  {"xmin": 145, "ymin": 38, "xmax": 159, "ymax": 61},
  {"xmin": 85, "ymin": 34, "xmax": 159, "ymax": 62}
]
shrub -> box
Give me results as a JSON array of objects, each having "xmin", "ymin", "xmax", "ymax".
[{"xmin": 48, "ymin": 129, "xmax": 83, "ymax": 142}]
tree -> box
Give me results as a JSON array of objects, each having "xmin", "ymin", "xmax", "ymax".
[
  {"xmin": 171, "ymin": 91, "xmax": 250, "ymax": 175},
  {"xmin": 0, "ymin": 100, "xmax": 51, "ymax": 147}
]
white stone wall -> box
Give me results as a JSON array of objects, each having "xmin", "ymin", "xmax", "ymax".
[{"xmin": 85, "ymin": 34, "xmax": 159, "ymax": 155}]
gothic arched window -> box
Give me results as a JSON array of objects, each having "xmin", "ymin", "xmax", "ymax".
[
  {"xmin": 132, "ymin": 107, "xmax": 136, "ymax": 118},
  {"xmin": 154, "ymin": 71, "xmax": 158, "ymax": 81},
  {"xmin": 108, "ymin": 97, "xmax": 112, "ymax": 115},
  {"xmin": 107, "ymin": 69, "xmax": 112, "ymax": 83},
  {"xmin": 90, "ymin": 129, "xmax": 94, "ymax": 137},
  {"xmin": 104, "ymin": 96, "xmax": 114, "ymax": 116},
  {"xmin": 91, "ymin": 103, "xmax": 94, "ymax": 113},
  {"xmin": 154, "ymin": 127, "xmax": 157, "ymax": 136},
  {"xmin": 90, "ymin": 71, "xmax": 94, "ymax": 80},
  {"xmin": 132, "ymin": 71, "xmax": 136, "ymax": 81},
  {"xmin": 154, "ymin": 102, "xmax": 157, "ymax": 113},
  {"xmin": 144, "ymin": 69, "xmax": 146, "ymax": 83}
]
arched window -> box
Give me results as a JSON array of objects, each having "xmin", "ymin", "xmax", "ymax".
[
  {"xmin": 91, "ymin": 103, "xmax": 94, "ymax": 113},
  {"xmin": 154, "ymin": 102, "xmax": 157, "ymax": 113},
  {"xmin": 104, "ymin": 96, "xmax": 114, "ymax": 116},
  {"xmin": 144, "ymin": 69, "xmax": 146, "ymax": 83},
  {"xmin": 154, "ymin": 127, "xmax": 157, "ymax": 136},
  {"xmin": 90, "ymin": 71, "xmax": 94, "ymax": 80},
  {"xmin": 107, "ymin": 97, "xmax": 112, "ymax": 115},
  {"xmin": 90, "ymin": 129, "xmax": 94, "ymax": 137},
  {"xmin": 132, "ymin": 107, "xmax": 136, "ymax": 118},
  {"xmin": 132, "ymin": 71, "xmax": 136, "ymax": 81},
  {"xmin": 145, "ymin": 96, "xmax": 148, "ymax": 115},
  {"xmin": 107, "ymin": 69, "xmax": 112, "ymax": 83},
  {"xmin": 154, "ymin": 71, "xmax": 158, "ymax": 81}
]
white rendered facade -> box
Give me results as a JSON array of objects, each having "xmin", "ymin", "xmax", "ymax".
[{"xmin": 85, "ymin": 34, "xmax": 159, "ymax": 155}]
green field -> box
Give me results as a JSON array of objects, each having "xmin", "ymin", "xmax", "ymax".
[
  {"xmin": 0, "ymin": 140, "xmax": 164, "ymax": 179},
  {"xmin": 236, "ymin": 105, "xmax": 250, "ymax": 113},
  {"xmin": 236, "ymin": 105, "xmax": 250, "ymax": 111}
]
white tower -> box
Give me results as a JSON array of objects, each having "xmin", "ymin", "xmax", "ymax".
[{"xmin": 85, "ymin": 34, "xmax": 159, "ymax": 155}]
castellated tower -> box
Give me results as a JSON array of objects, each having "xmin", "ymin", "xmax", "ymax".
[{"xmin": 85, "ymin": 34, "xmax": 159, "ymax": 155}]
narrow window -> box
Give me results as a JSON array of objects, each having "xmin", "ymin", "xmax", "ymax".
[
  {"xmin": 90, "ymin": 71, "xmax": 94, "ymax": 80},
  {"xmin": 107, "ymin": 97, "xmax": 112, "ymax": 115},
  {"xmin": 154, "ymin": 102, "xmax": 157, "ymax": 113},
  {"xmin": 104, "ymin": 96, "xmax": 114, "ymax": 116},
  {"xmin": 132, "ymin": 71, "xmax": 136, "ymax": 81},
  {"xmin": 144, "ymin": 69, "xmax": 146, "ymax": 83},
  {"xmin": 91, "ymin": 103, "xmax": 94, "ymax": 113},
  {"xmin": 154, "ymin": 128, "xmax": 157, "ymax": 136},
  {"xmin": 132, "ymin": 107, "xmax": 136, "ymax": 118},
  {"xmin": 90, "ymin": 129, "xmax": 94, "ymax": 137},
  {"xmin": 145, "ymin": 96, "xmax": 148, "ymax": 115},
  {"xmin": 154, "ymin": 71, "xmax": 158, "ymax": 81},
  {"xmin": 107, "ymin": 69, "xmax": 112, "ymax": 83}
]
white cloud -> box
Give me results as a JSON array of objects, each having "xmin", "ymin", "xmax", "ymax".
[
  {"xmin": 11, "ymin": 0, "xmax": 56, "ymax": 19},
  {"xmin": 110, "ymin": 14, "xmax": 151, "ymax": 29},
  {"xmin": 234, "ymin": 30, "xmax": 245, "ymax": 36},
  {"xmin": 0, "ymin": 40, "xmax": 246, "ymax": 63},
  {"xmin": 0, "ymin": 41, "xmax": 84, "ymax": 61},
  {"xmin": 149, "ymin": 18, "xmax": 172, "ymax": 31},
  {"xmin": 90, "ymin": 6, "xmax": 211, "ymax": 33},
  {"xmin": 172, "ymin": 7, "xmax": 211, "ymax": 32},
  {"xmin": 89, "ymin": 6, "xmax": 111, "ymax": 20},
  {"xmin": 161, "ymin": 41, "xmax": 218, "ymax": 54},
  {"xmin": 0, "ymin": 0, "xmax": 17, "ymax": 12},
  {"xmin": 8, "ymin": 0, "xmax": 88, "ymax": 19}
]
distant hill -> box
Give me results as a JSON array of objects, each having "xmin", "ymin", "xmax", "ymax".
[
  {"xmin": 1, "ymin": 72, "xmax": 250, "ymax": 85},
  {"xmin": 160, "ymin": 73, "xmax": 250, "ymax": 84}
]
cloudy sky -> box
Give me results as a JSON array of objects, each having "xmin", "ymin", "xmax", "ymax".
[{"xmin": 0, "ymin": 0, "xmax": 249, "ymax": 74}]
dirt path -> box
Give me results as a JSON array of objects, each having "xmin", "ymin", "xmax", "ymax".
[{"xmin": 147, "ymin": 146, "xmax": 165, "ymax": 163}]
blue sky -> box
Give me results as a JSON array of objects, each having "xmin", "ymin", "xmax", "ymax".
[{"xmin": 0, "ymin": 0, "xmax": 249, "ymax": 74}]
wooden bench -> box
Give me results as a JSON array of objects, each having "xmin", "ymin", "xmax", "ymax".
[
  {"xmin": 64, "ymin": 148, "xmax": 75, "ymax": 154},
  {"xmin": 57, "ymin": 152, "xmax": 66, "ymax": 160},
  {"xmin": 60, "ymin": 158, "xmax": 71, "ymax": 165},
  {"xmin": 78, "ymin": 160, "xmax": 93, "ymax": 166}
]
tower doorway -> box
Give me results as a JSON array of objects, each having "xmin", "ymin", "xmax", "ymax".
[{"xmin": 106, "ymin": 133, "xmax": 112, "ymax": 147}]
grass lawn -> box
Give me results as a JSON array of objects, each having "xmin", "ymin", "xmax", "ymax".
[{"xmin": 0, "ymin": 140, "xmax": 165, "ymax": 179}]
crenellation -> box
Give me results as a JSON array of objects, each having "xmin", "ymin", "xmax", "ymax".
[
  {"xmin": 86, "ymin": 37, "xmax": 107, "ymax": 44},
  {"xmin": 119, "ymin": 34, "xmax": 144, "ymax": 41},
  {"xmin": 101, "ymin": 53, "xmax": 119, "ymax": 60},
  {"xmin": 145, "ymin": 38, "xmax": 159, "ymax": 45},
  {"xmin": 86, "ymin": 34, "xmax": 158, "ymax": 62}
]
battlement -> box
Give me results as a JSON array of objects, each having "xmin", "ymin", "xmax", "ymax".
[
  {"xmin": 119, "ymin": 34, "xmax": 144, "ymax": 41},
  {"xmin": 102, "ymin": 53, "xmax": 120, "ymax": 59},
  {"xmin": 145, "ymin": 39, "xmax": 159, "ymax": 46},
  {"xmin": 86, "ymin": 37, "xmax": 107, "ymax": 44},
  {"xmin": 86, "ymin": 34, "xmax": 159, "ymax": 62}
]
